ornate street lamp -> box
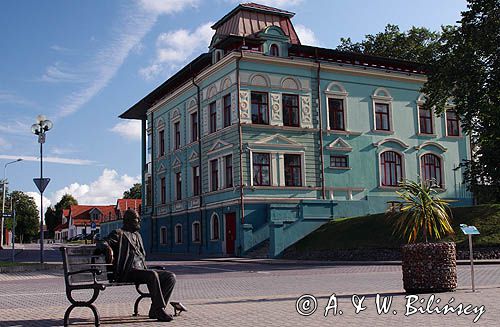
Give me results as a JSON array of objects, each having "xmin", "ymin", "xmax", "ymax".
[
  {"xmin": 0, "ymin": 158, "xmax": 23, "ymax": 249},
  {"xmin": 31, "ymin": 115, "xmax": 53, "ymax": 264}
]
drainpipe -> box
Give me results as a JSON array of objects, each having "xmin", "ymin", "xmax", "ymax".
[
  {"xmin": 315, "ymin": 50, "xmax": 326, "ymax": 200},
  {"xmin": 192, "ymin": 71, "xmax": 204, "ymax": 254},
  {"xmin": 237, "ymin": 50, "xmax": 245, "ymax": 227},
  {"xmin": 149, "ymin": 111, "xmax": 155, "ymax": 254}
]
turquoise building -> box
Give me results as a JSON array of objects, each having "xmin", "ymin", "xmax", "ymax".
[{"xmin": 120, "ymin": 3, "xmax": 472, "ymax": 258}]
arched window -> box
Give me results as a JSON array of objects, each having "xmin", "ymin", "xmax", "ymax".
[
  {"xmin": 192, "ymin": 221, "xmax": 201, "ymax": 243},
  {"xmin": 380, "ymin": 151, "xmax": 403, "ymax": 187},
  {"xmin": 421, "ymin": 153, "xmax": 442, "ymax": 187},
  {"xmin": 270, "ymin": 44, "xmax": 279, "ymax": 56},
  {"xmin": 211, "ymin": 214, "xmax": 219, "ymax": 240},
  {"xmin": 175, "ymin": 224, "xmax": 182, "ymax": 244}
]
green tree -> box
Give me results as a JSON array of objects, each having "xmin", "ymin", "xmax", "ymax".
[
  {"xmin": 44, "ymin": 206, "xmax": 58, "ymax": 238},
  {"xmin": 336, "ymin": 24, "xmax": 442, "ymax": 64},
  {"xmin": 8, "ymin": 191, "xmax": 39, "ymax": 243},
  {"xmin": 54, "ymin": 194, "xmax": 78, "ymax": 212},
  {"xmin": 123, "ymin": 183, "xmax": 141, "ymax": 199},
  {"xmin": 421, "ymin": 0, "xmax": 500, "ymax": 202}
]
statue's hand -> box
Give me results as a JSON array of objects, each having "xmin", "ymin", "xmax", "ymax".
[{"xmin": 106, "ymin": 247, "xmax": 114, "ymax": 264}]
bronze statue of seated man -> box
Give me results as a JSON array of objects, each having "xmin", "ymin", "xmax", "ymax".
[{"xmin": 99, "ymin": 209, "xmax": 177, "ymax": 322}]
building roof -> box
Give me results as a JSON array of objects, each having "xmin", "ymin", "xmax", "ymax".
[
  {"xmin": 66, "ymin": 204, "xmax": 117, "ymax": 227},
  {"xmin": 212, "ymin": 3, "xmax": 295, "ymax": 29},
  {"xmin": 116, "ymin": 198, "xmax": 142, "ymax": 213},
  {"xmin": 54, "ymin": 222, "xmax": 68, "ymax": 232}
]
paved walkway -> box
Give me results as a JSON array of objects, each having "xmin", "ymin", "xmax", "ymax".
[{"xmin": 0, "ymin": 260, "xmax": 499, "ymax": 326}]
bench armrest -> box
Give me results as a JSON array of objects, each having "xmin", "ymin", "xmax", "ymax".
[{"xmin": 67, "ymin": 268, "xmax": 103, "ymax": 285}]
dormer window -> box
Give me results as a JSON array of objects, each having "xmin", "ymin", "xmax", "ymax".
[{"xmin": 270, "ymin": 44, "xmax": 279, "ymax": 56}]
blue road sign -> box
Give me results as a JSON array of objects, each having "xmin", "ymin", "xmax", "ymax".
[
  {"xmin": 91, "ymin": 221, "xmax": 97, "ymax": 230},
  {"xmin": 460, "ymin": 224, "xmax": 480, "ymax": 235}
]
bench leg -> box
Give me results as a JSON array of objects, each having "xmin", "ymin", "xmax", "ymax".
[
  {"xmin": 64, "ymin": 303, "xmax": 100, "ymax": 326},
  {"xmin": 133, "ymin": 284, "xmax": 151, "ymax": 316}
]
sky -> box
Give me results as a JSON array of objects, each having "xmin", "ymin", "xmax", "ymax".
[{"xmin": 0, "ymin": 0, "xmax": 467, "ymax": 211}]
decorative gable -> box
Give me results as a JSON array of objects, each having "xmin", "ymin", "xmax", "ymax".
[
  {"xmin": 327, "ymin": 138, "xmax": 352, "ymax": 152},
  {"xmin": 156, "ymin": 163, "xmax": 167, "ymax": 173},
  {"xmin": 172, "ymin": 156, "xmax": 182, "ymax": 168},
  {"xmin": 208, "ymin": 139, "xmax": 233, "ymax": 156},
  {"xmin": 189, "ymin": 150, "xmax": 199, "ymax": 162},
  {"xmin": 251, "ymin": 134, "xmax": 304, "ymax": 150}
]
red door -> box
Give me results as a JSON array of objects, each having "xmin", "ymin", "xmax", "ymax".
[{"xmin": 225, "ymin": 213, "xmax": 236, "ymax": 255}]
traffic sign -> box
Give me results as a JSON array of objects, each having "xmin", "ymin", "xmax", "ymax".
[
  {"xmin": 2, "ymin": 213, "xmax": 12, "ymax": 218},
  {"xmin": 91, "ymin": 221, "xmax": 97, "ymax": 230},
  {"xmin": 33, "ymin": 178, "xmax": 50, "ymax": 193}
]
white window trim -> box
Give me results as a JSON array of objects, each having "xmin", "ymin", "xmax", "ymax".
[
  {"xmin": 250, "ymin": 91, "xmax": 270, "ymax": 125},
  {"xmin": 210, "ymin": 213, "xmax": 220, "ymax": 241},
  {"xmin": 208, "ymin": 150, "xmax": 232, "ymax": 192},
  {"xmin": 249, "ymin": 149, "xmax": 306, "ymax": 187},
  {"xmin": 418, "ymin": 151, "xmax": 446, "ymax": 189},
  {"xmin": 223, "ymin": 154, "xmax": 234, "ymax": 189},
  {"xmin": 281, "ymin": 93, "xmax": 301, "ymax": 128},
  {"xmin": 209, "ymin": 158, "xmax": 219, "ymax": 192},
  {"xmin": 192, "ymin": 221, "xmax": 201, "ymax": 243},
  {"xmin": 371, "ymin": 87, "xmax": 394, "ymax": 133},
  {"xmin": 325, "ymin": 82, "xmax": 349, "ymax": 131},
  {"xmin": 415, "ymin": 94, "xmax": 436, "ymax": 136},
  {"xmin": 160, "ymin": 226, "xmax": 167, "ymax": 245},
  {"xmin": 378, "ymin": 149, "xmax": 406, "ymax": 188},
  {"xmin": 171, "ymin": 118, "xmax": 181, "ymax": 151},
  {"xmin": 175, "ymin": 223, "xmax": 183, "ymax": 244}
]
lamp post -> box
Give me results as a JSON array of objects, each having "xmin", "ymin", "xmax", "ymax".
[
  {"xmin": 31, "ymin": 115, "xmax": 53, "ymax": 264},
  {"xmin": 1, "ymin": 158, "xmax": 23, "ymax": 249}
]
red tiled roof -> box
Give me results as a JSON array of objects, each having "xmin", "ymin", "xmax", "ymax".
[
  {"xmin": 67, "ymin": 204, "xmax": 117, "ymax": 226},
  {"xmin": 116, "ymin": 199, "xmax": 142, "ymax": 213},
  {"xmin": 54, "ymin": 222, "xmax": 68, "ymax": 232},
  {"xmin": 240, "ymin": 3, "xmax": 295, "ymax": 16}
]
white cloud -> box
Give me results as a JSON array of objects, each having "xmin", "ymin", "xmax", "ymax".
[
  {"xmin": 139, "ymin": 22, "xmax": 214, "ymax": 80},
  {"xmin": 26, "ymin": 192, "xmax": 52, "ymax": 218},
  {"xmin": 138, "ymin": 0, "xmax": 199, "ymax": 14},
  {"xmin": 295, "ymin": 24, "xmax": 320, "ymax": 46},
  {"xmin": 40, "ymin": 62, "xmax": 87, "ymax": 83},
  {"xmin": 50, "ymin": 146, "xmax": 78, "ymax": 156},
  {"xmin": 50, "ymin": 169, "xmax": 140, "ymax": 205},
  {"xmin": 110, "ymin": 120, "xmax": 141, "ymax": 141},
  {"xmin": 50, "ymin": 45, "xmax": 71, "ymax": 53},
  {"xmin": 0, "ymin": 155, "xmax": 95, "ymax": 166},
  {"xmin": 53, "ymin": 1, "xmax": 196, "ymax": 118},
  {"xmin": 0, "ymin": 90, "xmax": 37, "ymax": 108}
]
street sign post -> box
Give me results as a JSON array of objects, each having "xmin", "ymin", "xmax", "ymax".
[
  {"xmin": 90, "ymin": 221, "xmax": 97, "ymax": 230},
  {"xmin": 33, "ymin": 178, "xmax": 50, "ymax": 193},
  {"xmin": 460, "ymin": 224, "xmax": 480, "ymax": 292}
]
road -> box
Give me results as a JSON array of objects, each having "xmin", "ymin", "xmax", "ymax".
[{"xmin": 0, "ymin": 245, "xmax": 499, "ymax": 326}]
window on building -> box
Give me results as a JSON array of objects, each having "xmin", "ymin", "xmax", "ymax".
[
  {"xmin": 223, "ymin": 94, "xmax": 231, "ymax": 128},
  {"xmin": 380, "ymin": 151, "xmax": 403, "ymax": 187},
  {"xmin": 174, "ymin": 121, "xmax": 180, "ymax": 149},
  {"xmin": 211, "ymin": 214, "xmax": 219, "ymax": 240},
  {"xmin": 419, "ymin": 106, "xmax": 433, "ymax": 134},
  {"xmin": 328, "ymin": 98, "xmax": 345, "ymax": 130},
  {"xmin": 160, "ymin": 177, "xmax": 166, "ymax": 204},
  {"xmin": 175, "ymin": 224, "xmax": 182, "ymax": 244},
  {"xmin": 192, "ymin": 222, "xmax": 201, "ymax": 242},
  {"xmin": 191, "ymin": 111, "xmax": 198, "ymax": 142},
  {"xmin": 251, "ymin": 92, "xmax": 269, "ymax": 125},
  {"xmin": 284, "ymin": 154, "xmax": 302, "ymax": 186},
  {"xmin": 446, "ymin": 109, "xmax": 460, "ymax": 136},
  {"xmin": 375, "ymin": 103, "xmax": 390, "ymax": 131},
  {"xmin": 282, "ymin": 94, "xmax": 299, "ymax": 127},
  {"xmin": 159, "ymin": 130, "xmax": 165, "ymax": 156},
  {"xmin": 330, "ymin": 155, "xmax": 349, "ymax": 168},
  {"xmin": 175, "ymin": 172, "xmax": 182, "ymax": 200},
  {"xmin": 270, "ymin": 44, "xmax": 279, "ymax": 56},
  {"xmin": 193, "ymin": 166, "xmax": 200, "ymax": 196},
  {"xmin": 225, "ymin": 154, "xmax": 233, "ymax": 188},
  {"xmin": 160, "ymin": 227, "xmax": 167, "ymax": 245},
  {"xmin": 421, "ymin": 153, "xmax": 442, "ymax": 187},
  {"xmin": 210, "ymin": 159, "xmax": 218, "ymax": 191},
  {"xmin": 253, "ymin": 153, "xmax": 271, "ymax": 186},
  {"xmin": 210, "ymin": 101, "xmax": 217, "ymax": 133}
]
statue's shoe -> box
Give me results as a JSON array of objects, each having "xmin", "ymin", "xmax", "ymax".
[{"xmin": 149, "ymin": 308, "xmax": 174, "ymax": 322}]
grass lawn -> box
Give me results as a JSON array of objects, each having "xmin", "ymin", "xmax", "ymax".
[{"xmin": 290, "ymin": 204, "xmax": 500, "ymax": 252}]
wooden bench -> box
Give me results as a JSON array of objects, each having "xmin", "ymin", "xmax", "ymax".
[{"xmin": 60, "ymin": 245, "xmax": 150, "ymax": 327}]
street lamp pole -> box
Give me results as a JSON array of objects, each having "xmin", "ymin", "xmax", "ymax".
[
  {"xmin": 32, "ymin": 115, "xmax": 53, "ymax": 264},
  {"xmin": 1, "ymin": 159, "xmax": 23, "ymax": 249}
]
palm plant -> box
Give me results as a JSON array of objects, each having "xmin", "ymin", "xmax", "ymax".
[{"xmin": 391, "ymin": 179, "xmax": 454, "ymax": 243}]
